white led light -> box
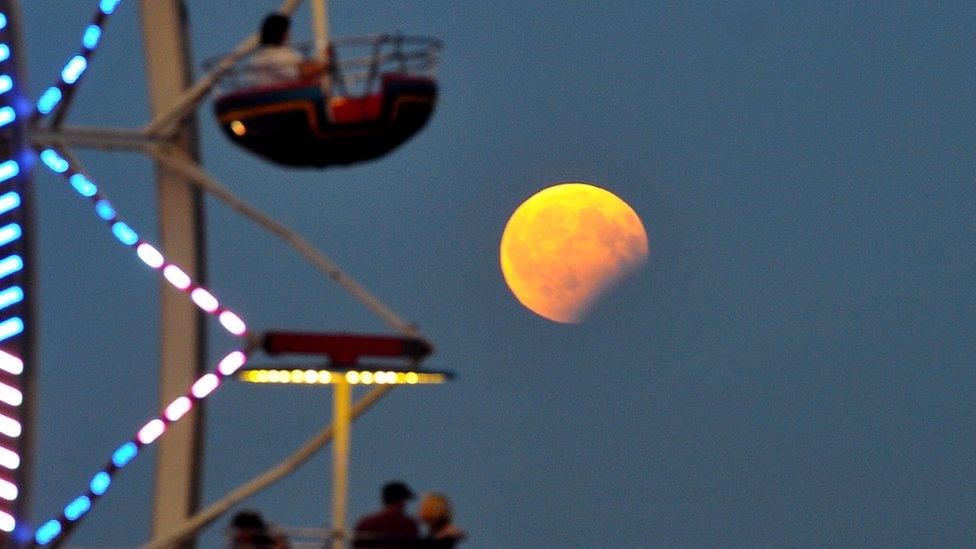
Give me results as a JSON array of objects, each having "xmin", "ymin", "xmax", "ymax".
[
  {"xmin": 191, "ymin": 374, "xmax": 219, "ymax": 398},
  {"xmin": 0, "ymin": 350, "xmax": 22, "ymax": 375},
  {"xmin": 0, "ymin": 381, "xmax": 21, "ymax": 407},
  {"xmin": 0, "ymin": 446, "xmax": 19, "ymax": 470},
  {"xmin": 162, "ymin": 265, "xmax": 191, "ymax": 290},
  {"xmin": 164, "ymin": 397, "xmax": 192, "ymax": 422},
  {"xmin": 136, "ymin": 243, "xmax": 164, "ymax": 269},
  {"xmin": 218, "ymin": 310, "xmax": 246, "ymax": 335},
  {"xmin": 0, "ymin": 414, "xmax": 22, "ymax": 438},
  {"xmin": 136, "ymin": 418, "xmax": 165, "ymax": 444},
  {"xmin": 0, "ymin": 478, "xmax": 16, "ymax": 501},
  {"xmin": 0, "ymin": 509, "xmax": 14, "ymax": 532},
  {"xmin": 190, "ymin": 288, "xmax": 218, "ymax": 313},
  {"xmin": 217, "ymin": 351, "xmax": 246, "ymax": 376}
]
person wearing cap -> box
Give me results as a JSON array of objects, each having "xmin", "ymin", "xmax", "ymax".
[{"xmin": 352, "ymin": 481, "xmax": 420, "ymax": 548}]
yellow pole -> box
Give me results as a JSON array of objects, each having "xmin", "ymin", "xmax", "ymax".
[
  {"xmin": 311, "ymin": 0, "xmax": 330, "ymax": 63},
  {"xmin": 332, "ymin": 376, "xmax": 351, "ymax": 549}
]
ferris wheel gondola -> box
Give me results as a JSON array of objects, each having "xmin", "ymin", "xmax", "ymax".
[{"xmin": 211, "ymin": 34, "xmax": 441, "ymax": 168}]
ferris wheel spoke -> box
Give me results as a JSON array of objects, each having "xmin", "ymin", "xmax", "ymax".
[
  {"xmin": 31, "ymin": 0, "xmax": 124, "ymax": 126},
  {"xmin": 32, "ymin": 349, "xmax": 249, "ymax": 547},
  {"xmin": 36, "ymin": 146, "xmax": 249, "ymax": 338}
]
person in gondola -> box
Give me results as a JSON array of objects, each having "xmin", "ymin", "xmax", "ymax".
[
  {"xmin": 418, "ymin": 493, "xmax": 466, "ymax": 548},
  {"xmin": 247, "ymin": 13, "xmax": 304, "ymax": 88}
]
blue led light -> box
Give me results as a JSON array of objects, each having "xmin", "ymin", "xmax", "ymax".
[
  {"xmin": 61, "ymin": 55, "xmax": 87, "ymax": 85},
  {"xmin": 111, "ymin": 442, "xmax": 137, "ymax": 468},
  {"xmin": 34, "ymin": 520, "xmax": 61, "ymax": 545},
  {"xmin": 82, "ymin": 25, "xmax": 102, "ymax": 49},
  {"xmin": 0, "ymin": 192, "xmax": 18, "ymax": 215},
  {"xmin": 0, "ymin": 287, "xmax": 23, "ymax": 310},
  {"xmin": 0, "ymin": 14, "xmax": 6, "ymax": 30},
  {"xmin": 0, "ymin": 317, "xmax": 22, "ymax": 341},
  {"xmin": 0, "ymin": 106, "xmax": 15, "ymax": 127},
  {"xmin": 0, "ymin": 45, "xmax": 8, "ymax": 63},
  {"xmin": 39, "ymin": 149, "xmax": 69, "ymax": 173},
  {"xmin": 99, "ymin": 0, "xmax": 122, "ymax": 15},
  {"xmin": 0, "ymin": 223, "xmax": 20, "ymax": 246},
  {"xmin": 89, "ymin": 471, "xmax": 111, "ymax": 496},
  {"xmin": 111, "ymin": 222, "xmax": 138, "ymax": 246},
  {"xmin": 63, "ymin": 495, "xmax": 91, "ymax": 521},
  {"xmin": 69, "ymin": 174, "xmax": 97, "ymax": 197},
  {"xmin": 94, "ymin": 200, "xmax": 116, "ymax": 221},
  {"xmin": 0, "ymin": 76, "xmax": 11, "ymax": 95},
  {"xmin": 37, "ymin": 86, "xmax": 62, "ymax": 114},
  {"xmin": 0, "ymin": 161, "xmax": 16, "ymax": 183},
  {"xmin": 0, "ymin": 255, "xmax": 21, "ymax": 279}
]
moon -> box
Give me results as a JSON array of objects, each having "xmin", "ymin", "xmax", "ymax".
[{"xmin": 500, "ymin": 183, "xmax": 649, "ymax": 323}]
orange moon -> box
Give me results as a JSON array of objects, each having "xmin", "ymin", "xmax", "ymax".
[{"xmin": 500, "ymin": 183, "xmax": 649, "ymax": 323}]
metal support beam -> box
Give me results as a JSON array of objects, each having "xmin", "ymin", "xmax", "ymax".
[
  {"xmin": 29, "ymin": 125, "xmax": 159, "ymax": 152},
  {"xmin": 331, "ymin": 379, "xmax": 351, "ymax": 549},
  {"xmin": 139, "ymin": 2, "xmax": 206, "ymax": 546}
]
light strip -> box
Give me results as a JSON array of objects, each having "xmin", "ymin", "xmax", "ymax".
[
  {"xmin": 239, "ymin": 369, "xmax": 449, "ymax": 385},
  {"xmin": 0, "ymin": 255, "xmax": 22, "ymax": 279},
  {"xmin": 0, "ymin": 317, "xmax": 23, "ymax": 341},
  {"xmin": 0, "ymin": 286, "xmax": 23, "ymax": 310},
  {"xmin": 0, "ymin": 191, "xmax": 20, "ymax": 214}
]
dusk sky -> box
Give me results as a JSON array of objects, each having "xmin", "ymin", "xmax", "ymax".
[{"xmin": 17, "ymin": 1, "xmax": 976, "ymax": 547}]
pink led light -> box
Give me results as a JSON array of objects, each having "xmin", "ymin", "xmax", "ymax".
[
  {"xmin": 0, "ymin": 382, "xmax": 21, "ymax": 407},
  {"xmin": 191, "ymin": 373, "xmax": 220, "ymax": 398},
  {"xmin": 0, "ymin": 478, "xmax": 16, "ymax": 501},
  {"xmin": 163, "ymin": 265, "xmax": 191, "ymax": 290},
  {"xmin": 136, "ymin": 243, "xmax": 164, "ymax": 269},
  {"xmin": 0, "ymin": 446, "xmax": 19, "ymax": 470},
  {"xmin": 0, "ymin": 414, "xmax": 20, "ymax": 438},
  {"xmin": 137, "ymin": 418, "xmax": 166, "ymax": 444},
  {"xmin": 0, "ymin": 509, "xmax": 13, "ymax": 533},
  {"xmin": 217, "ymin": 351, "xmax": 247, "ymax": 376},
  {"xmin": 218, "ymin": 311, "xmax": 246, "ymax": 336},
  {"xmin": 164, "ymin": 396, "xmax": 192, "ymax": 422},
  {"xmin": 0, "ymin": 350, "xmax": 22, "ymax": 375},
  {"xmin": 190, "ymin": 288, "xmax": 219, "ymax": 313}
]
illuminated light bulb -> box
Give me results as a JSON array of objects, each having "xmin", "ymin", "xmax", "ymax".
[
  {"xmin": 163, "ymin": 265, "xmax": 191, "ymax": 290},
  {"xmin": 93, "ymin": 199, "xmax": 116, "ymax": 221},
  {"xmin": 34, "ymin": 519, "xmax": 61, "ymax": 545},
  {"xmin": 0, "ymin": 15, "xmax": 5, "ymax": 30},
  {"xmin": 318, "ymin": 371, "xmax": 332, "ymax": 384},
  {"xmin": 405, "ymin": 372, "xmax": 419, "ymax": 384},
  {"xmin": 0, "ymin": 286, "xmax": 22, "ymax": 310},
  {"xmin": 0, "ymin": 75, "xmax": 11, "ymax": 95},
  {"xmin": 0, "ymin": 191, "xmax": 20, "ymax": 214},
  {"xmin": 136, "ymin": 418, "xmax": 165, "ymax": 444},
  {"xmin": 255, "ymin": 370, "xmax": 270, "ymax": 383},
  {"xmin": 0, "ymin": 317, "xmax": 23, "ymax": 342},
  {"xmin": 110, "ymin": 221, "xmax": 138, "ymax": 246},
  {"xmin": 0, "ymin": 478, "xmax": 16, "ymax": 500},
  {"xmin": 0, "ymin": 509, "xmax": 13, "ymax": 533},
  {"xmin": 69, "ymin": 173, "xmax": 97, "ymax": 197},
  {"xmin": 40, "ymin": 149, "xmax": 69, "ymax": 173},
  {"xmin": 217, "ymin": 351, "xmax": 246, "ymax": 376},
  {"xmin": 111, "ymin": 442, "xmax": 137, "ymax": 467},
  {"xmin": 82, "ymin": 25, "xmax": 102, "ymax": 49},
  {"xmin": 99, "ymin": 0, "xmax": 122, "ymax": 15},
  {"xmin": 396, "ymin": 372, "xmax": 407, "ymax": 384},
  {"xmin": 136, "ymin": 243, "xmax": 164, "ymax": 269},
  {"xmin": 63, "ymin": 495, "xmax": 91, "ymax": 521},
  {"xmin": 89, "ymin": 471, "xmax": 111, "ymax": 496},
  {"xmin": 0, "ymin": 381, "xmax": 21, "ymax": 406},
  {"xmin": 218, "ymin": 310, "xmax": 246, "ymax": 336},
  {"xmin": 191, "ymin": 373, "xmax": 220, "ymax": 398},
  {"xmin": 360, "ymin": 371, "xmax": 374, "ymax": 385},
  {"xmin": 0, "ymin": 349, "xmax": 22, "ymax": 375},
  {"xmin": 0, "ymin": 44, "xmax": 8, "ymax": 62},
  {"xmin": 60, "ymin": 55, "xmax": 87, "ymax": 84},
  {"xmin": 0, "ymin": 255, "xmax": 21, "ymax": 280},
  {"xmin": 0, "ymin": 160, "xmax": 18, "ymax": 182},
  {"xmin": 190, "ymin": 288, "xmax": 218, "ymax": 313},
  {"xmin": 0, "ymin": 106, "xmax": 15, "ymax": 127},
  {"xmin": 37, "ymin": 86, "xmax": 62, "ymax": 115},
  {"xmin": 230, "ymin": 120, "xmax": 247, "ymax": 136},
  {"xmin": 290, "ymin": 369, "xmax": 303, "ymax": 383},
  {"xmin": 0, "ymin": 223, "xmax": 21, "ymax": 246},
  {"xmin": 345, "ymin": 371, "xmax": 360, "ymax": 384},
  {"xmin": 373, "ymin": 371, "xmax": 387, "ymax": 384},
  {"xmin": 0, "ymin": 446, "xmax": 18, "ymax": 470},
  {"xmin": 303, "ymin": 369, "xmax": 317, "ymax": 383},
  {"xmin": 164, "ymin": 396, "xmax": 192, "ymax": 422}
]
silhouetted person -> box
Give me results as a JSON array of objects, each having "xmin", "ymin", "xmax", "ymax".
[
  {"xmin": 229, "ymin": 510, "xmax": 288, "ymax": 548},
  {"xmin": 418, "ymin": 493, "xmax": 466, "ymax": 548},
  {"xmin": 247, "ymin": 13, "xmax": 302, "ymax": 87},
  {"xmin": 353, "ymin": 481, "xmax": 420, "ymax": 548}
]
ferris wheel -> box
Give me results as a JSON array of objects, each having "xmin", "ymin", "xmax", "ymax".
[{"xmin": 0, "ymin": 0, "xmax": 448, "ymax": 547}]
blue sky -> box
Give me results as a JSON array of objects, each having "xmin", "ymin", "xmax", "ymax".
[{"xmin": 16, "ymin": 1, "xmax": 976, "ymax": 547}]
